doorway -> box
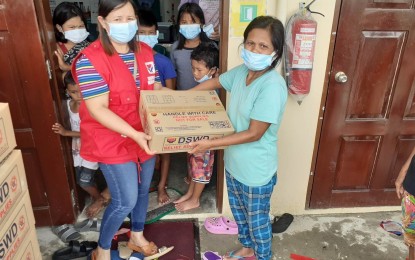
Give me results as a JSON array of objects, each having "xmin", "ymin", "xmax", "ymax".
[
  {"xmin": 46, "ymin": 0, "xmax": 229, "ymax": 216},
  {"xmin": 309, "ymin": 0, "xmax": 415, "ymax": 208}
]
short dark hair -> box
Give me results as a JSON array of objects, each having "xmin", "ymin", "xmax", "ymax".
[
  {"xmin": 98, "ymin": 0, "xmax": 138, "ymax": 55},
  {"xmin": 176, "ymin": 3, "xmax": 212, "ymax": 49},
  {"xmin": 243, "ymin": 16, "xmax": 285, "ymax": 70},
  {"xmin": 63, "ymin": 71, "xmax": 76, "ymax": 88},
  {"xmin": 53, "ymin": 2, "xmax": 88, "ymax": 43},
  {"xmin": 138, "ymin": 9, "xmax": 158, "ymax": 30},
  {"xmin": 191, "ymin": 43, "xmax": 219, "ymax": 69}
]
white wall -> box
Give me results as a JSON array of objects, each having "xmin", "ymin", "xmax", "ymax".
[{"xmin": 223, "ymin": 0, "xmax": 400, "ymax": 216}]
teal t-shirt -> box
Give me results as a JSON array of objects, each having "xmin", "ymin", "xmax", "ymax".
[{"xmin": 219, "ymin": 64, "xmax": 287, "ymax": 186}]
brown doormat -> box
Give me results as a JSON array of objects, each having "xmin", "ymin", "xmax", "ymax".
[{"xmin": 112, "ymin": 219, "xmax": 200, "ymax": 260}]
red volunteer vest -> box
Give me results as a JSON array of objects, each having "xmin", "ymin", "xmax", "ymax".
[{"xmin": 71, "ymin": 40, "xmax": 155, "ymax": 164}]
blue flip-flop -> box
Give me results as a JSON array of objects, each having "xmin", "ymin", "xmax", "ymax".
[{"xmin": 225, "ymin": 250, "xmax": 256, "ymax": 260}]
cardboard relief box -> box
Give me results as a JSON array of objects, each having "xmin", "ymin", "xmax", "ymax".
[
  {"xmin": 0, "ymin": 103, "xmax": 17, "ymax": 163},
  {"xmin": 139, "ymin": 90, "xmax": 234, "ymax": 153},
  {"xmin": 0, "ymin": 150, "xmax": 28, "ymax": 225},
  {"xmin": 11, "ymin": 229, "xmax": 41, "ymax": 260},
  {"xmin": 0, "ymin": 191, "xmax": 37, "ymax": 260}
]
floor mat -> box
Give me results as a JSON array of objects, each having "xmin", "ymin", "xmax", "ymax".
[
  {"xmin": 112, "ymin": 220, "xmax": 199, "ymax": 260},
  {"xmin": 144, "ymin": 220, "xmax": 198, "ymax": 260},
  {"xmin": 146, "ymin": 188, "xmax": 182, "ymax": 224}
]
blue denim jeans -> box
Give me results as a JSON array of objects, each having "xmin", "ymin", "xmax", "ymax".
[{"xmin": 98, "ymin": 157, "xmax": 156, "ymax": 249}]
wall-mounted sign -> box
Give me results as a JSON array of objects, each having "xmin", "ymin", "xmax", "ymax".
[{"xmin": 230, "ymin": 0, "xmax": 266, "ymax": 37}]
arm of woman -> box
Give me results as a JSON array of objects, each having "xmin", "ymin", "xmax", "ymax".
[
  {"xmin": 396, "ymin": 146, "xmax": 415, "ymax": 199},
  {"xmin": 188, "ymin": 119, "xmax": 270, "ymax": 154},
  {"xmin": 84, "ymin": 94, "xmax": 155, "ymax": 155},
  {"xmin": 190, "ymin": 77, "xmax": 222, "ymax": 91}
]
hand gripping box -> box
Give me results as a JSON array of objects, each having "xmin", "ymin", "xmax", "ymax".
[
  {"xmin": 0, "ymin": 191, "xmax": 38, "ymax": 260},
  {"xmin": 0, "ymin": 150, "xmax": 28, "ymax": 226},
  {"xmin": 0, "ymin": 103, "xmax": 17, "ymax": 163},
  {"xmin": 139, "ymin": 91, "xmax": 234, "ymax": 153}
]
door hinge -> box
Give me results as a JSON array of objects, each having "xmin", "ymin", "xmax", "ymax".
[
  {"xmin": 45, "ymin": 60, "xmax": 52, "ymax": 79},
  {"xmin": 310, "ymin": 171, "xmax": 314, "ymax": 176}
]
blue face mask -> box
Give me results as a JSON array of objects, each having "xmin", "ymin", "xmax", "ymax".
[
  {"xmin": 194, "ymin": 70, "xmax": 213, "ymax": 83},
  {"xmin": 107, "ymin": 20, "xmax": 138, "ymax": 43},
  {"xmin": 241, "ymin": 48, "xmax": 276, "ymax": 71},
  {"xmin": 202, "ymin": 24, "xmax": 214, "ymax": 39},
  {"xmin": 179, "ymin": 24, "xmax": 201, "ymax": 40},
  {"xmin": 139, "ymin": 31, "xmax": 159, "ymax": 48}
]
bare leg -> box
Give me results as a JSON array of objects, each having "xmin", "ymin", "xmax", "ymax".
[
  {"xmin": 83, "ymin": 186, "xmax": 108, "ymax": 218},
  {"xmin": 157, "ymin": 154, "xmax": 171, "ymax": 205},
  {"xmin": 101, "ymin": 187, "xmax": 111, "ymax": 201},
  {"xmin": 175, "ymin": 181, "xmax": 204, "ymax": 212},
  {"xmin": 223, "ymin": 247, "xmax": 255, "ymax": 260},
  {"xmin": 174, "ymin": 180, "xmax": 194, "ymax": 204},
  {"xmin": 129, "ymin": 231, "xmax": 157, "ymax": 254}
]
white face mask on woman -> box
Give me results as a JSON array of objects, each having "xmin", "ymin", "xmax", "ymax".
[{"xmin": 64, "ymin": 28, "xmax": 89, "ymax": 43}]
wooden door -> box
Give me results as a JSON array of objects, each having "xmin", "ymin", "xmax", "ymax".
[
  {"xmin": 310, "ymin": 0, "xmax": 415, "ymax": 208},
  {"xmin": 0, "ymin": 0, "xmax": 76, "ymax": 225}
]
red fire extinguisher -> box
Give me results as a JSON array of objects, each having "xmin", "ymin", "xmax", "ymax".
[{"xmin": 284, "ymin": 5, "xmax": 321, "ymax": 104}]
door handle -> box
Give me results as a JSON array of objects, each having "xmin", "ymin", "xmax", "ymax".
[{"xmin": 335, "ymin": 71, "xmax": 348, "ymax": 83}]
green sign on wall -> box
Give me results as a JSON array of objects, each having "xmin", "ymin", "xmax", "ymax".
[{"xmin": 240, "ymin": 5, "xmax": 257, "ymax": 22}]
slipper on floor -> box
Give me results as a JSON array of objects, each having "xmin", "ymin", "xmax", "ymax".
[
  {"xmin": 119, "ymin": 241, "xmax": 133, "ymax": 259},
  {"xmin": 143, "ymin": 246, "xmax": 174, "ymax": 260},
  {"xmin": 202, "ymin": 251, "xmax": 222, "ymax": 260},
  {"xmin": 204, "ymin": 216, "xmax": 238, "ymax": 235},
  {"xmin": 52, "ymin": 240, "xmax": 94, "ymax": 260},
  {"xmin": 272, "ymin": 213, "xmax": 294, "ymax": 234},
  {"xmin": 74, "ymin": 218, "xmax": 101, "ymax": 232},
  {"xmin": 380, "ymin": 220, "xmax": 403, "ymax": 236},
  {"xmin": 52, "ymin": 224, "xmax": 81, "ymax": 243},
  {"xmin": 128, "ymin": 252, "xmax": 145, "ymax": 260},
  {"xmin": 205, "ymin": 216, "xmax": 237, "ymax": 228},
  {"xmin": 224, "ymin": 250, "xmax": 256, "ymax": 260}
]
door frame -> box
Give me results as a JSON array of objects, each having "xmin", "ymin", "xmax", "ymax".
[
  {"xmin": 305, "ymin": 0, "xmax": 342, "ymax": 209},
  {"xmin": 32, "ymin": 0, "xmax": 82, "ymax": 220},
  {"xmin": 216, "ymin": 0, "xmax": 230, "ymax": 213}
]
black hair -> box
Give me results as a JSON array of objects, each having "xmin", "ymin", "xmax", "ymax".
[
  {"xmin": 243, "ymin": 16, "xmax": 285, "ymax": 70},
  {"xmin": 53, "ymin": 2, "xmax": 88, "ymax": 43},
  {"xmin": 98, "ymin": 0, "xmax": 138, "ymax": 55},
  {"xmin": 191, "ymin": 43, "xmax": 219, "ymax": 69},
  {"xmin": 138, "ymin": 9, "xmax": 158, "ymax": 30},
  {"xmin": 176, "ymin": 3, "xmax": 212, "ymax": 49},
  {"xmin": 63, "ymin": 71, "xmax": 76, "ymax": 88}
]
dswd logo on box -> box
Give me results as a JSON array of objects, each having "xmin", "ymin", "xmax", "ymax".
[
  {"xmin": 166, "ymin": 136, "xmax": 209, "ymax": 145},
  {"xmin": 0, "ymin": 222, "xmax": 19, "ymax": 258}
]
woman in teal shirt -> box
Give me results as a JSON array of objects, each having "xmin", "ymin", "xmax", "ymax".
[{"xmin": 189, "ymin": 16, "xmax": 287, "ymax": 260}]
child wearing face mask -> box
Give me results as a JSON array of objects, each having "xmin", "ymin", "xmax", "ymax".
[
  {"xmin": 174, "ymin": 43, "xmax": 219, "ymax": 212},
  {"xmin": 53, "ymin": 2, "xmax": 90, "ymax": 72},
  {"xmin": 170, "ymin": 3, "xmax": 216, "ymax": 90},
  {"xmin": 138, "ymin": 9, "xmax": 177, "ymax": 205},
  {"xmin": 51, "ymin": 72, "xmax": 110, "ymax": 219}
]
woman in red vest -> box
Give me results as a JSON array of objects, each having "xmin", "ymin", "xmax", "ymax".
[{"xmin": 72, "ymin": 0, "xmax": 172, "ymax": 259}]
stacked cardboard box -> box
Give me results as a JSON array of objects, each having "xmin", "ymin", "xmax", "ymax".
[{"xmin": 0, "ymin": 103, "xmax": 41, "ymax": 259}]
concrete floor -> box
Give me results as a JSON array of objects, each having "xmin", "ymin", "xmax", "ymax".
[
  {"xmin": 35, "ymin": 154, "xmax": 408, "ymax": 259},
  {"xmin": 37, "ymin": 211, "xmax": 407, "ymax": 259}
]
